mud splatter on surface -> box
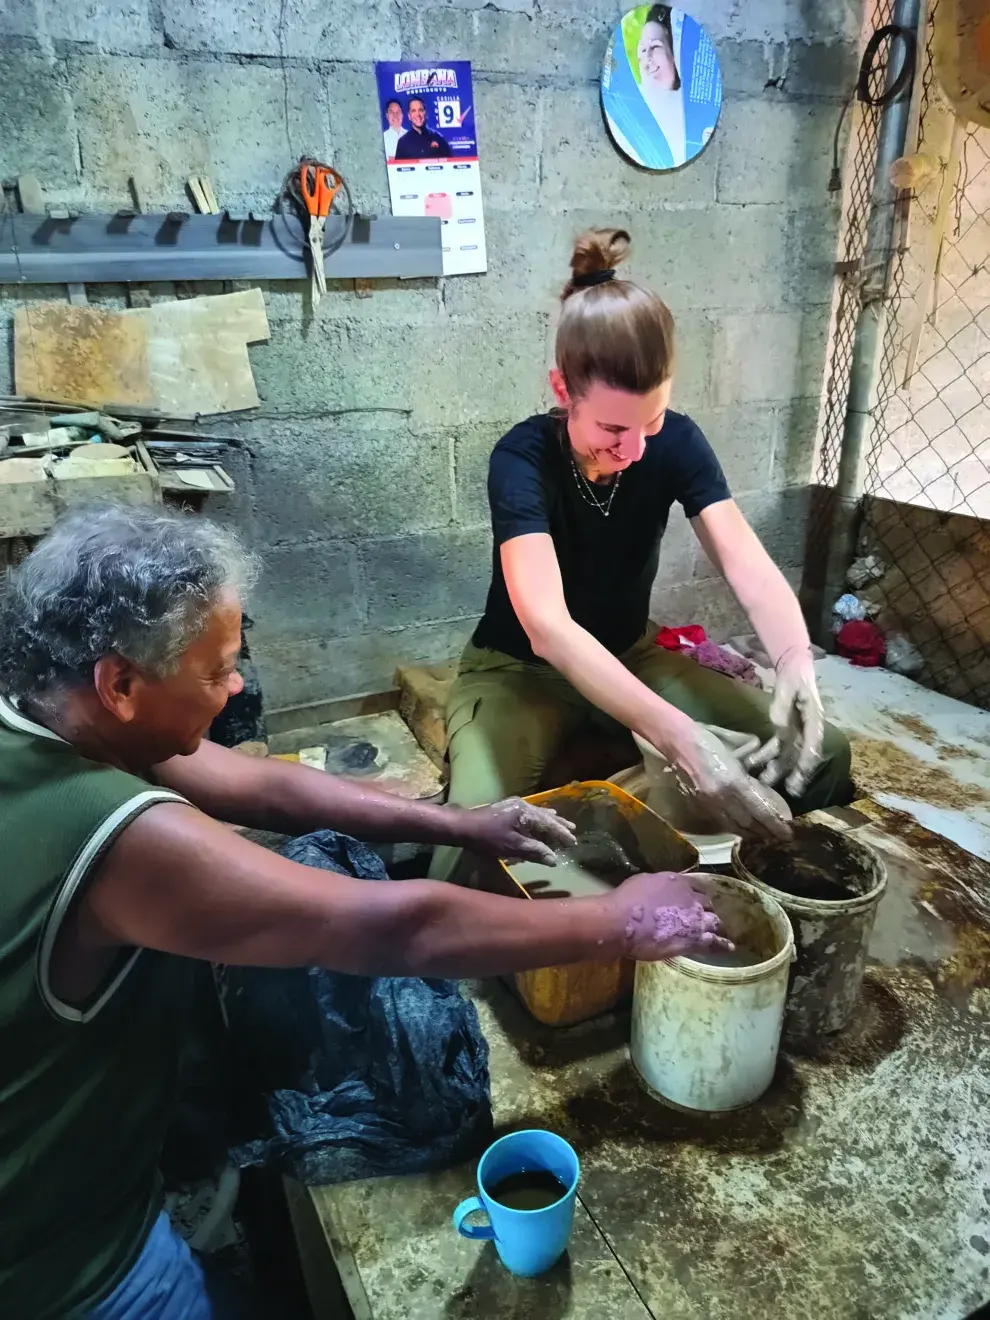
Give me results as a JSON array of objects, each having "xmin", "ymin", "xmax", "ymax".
[{"xmin": 851, "ymin": 737, "xmax": 989, "ymax": 810}]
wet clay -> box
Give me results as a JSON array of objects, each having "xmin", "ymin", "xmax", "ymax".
[
  {"xmin": 512, "ymin": 825, "xmax": 653, "ymax": 898},
  {"xmin": 738, "ymin": 825, "xmax": 881, "ymax": 903}
]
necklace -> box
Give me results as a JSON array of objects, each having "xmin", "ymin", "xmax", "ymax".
[{"xmin": 570, "ymin": 457, "xmax": 621, "ymax": 517}]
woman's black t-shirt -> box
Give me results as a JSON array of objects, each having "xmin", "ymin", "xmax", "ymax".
[{"xmin": 472, "ymin": 410, "xmax": 731, "ymax": 664}]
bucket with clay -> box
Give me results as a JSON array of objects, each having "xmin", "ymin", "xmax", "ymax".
[
  {"xmin": 630, "ymin": 873, "xmax": 794, "ymax": 1112},
  {"xmin": 732, "ymin": 823, "xmax": 887, "ymax": 1050}
]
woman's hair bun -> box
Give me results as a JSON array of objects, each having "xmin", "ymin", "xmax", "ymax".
[{"xmin": 563, "ymin": 228, "xmax": 631, "ymax": 300}]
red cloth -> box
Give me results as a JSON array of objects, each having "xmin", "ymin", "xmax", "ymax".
[
  {"xmin": 836, "ymin": 620, "xmax": 886, "ymax": 667},
  {"xmin": 656, "ymin": 624, "xmax": 707, "ymax": 652}
]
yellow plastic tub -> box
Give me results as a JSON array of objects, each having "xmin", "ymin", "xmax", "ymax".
[{"xmin": 495, "ymin": 781, "xmax": 699, "ymax": 1027}]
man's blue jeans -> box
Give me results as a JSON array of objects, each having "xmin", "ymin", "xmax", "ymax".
[{"xmin": 85, "ymin": 1213, "xmax": 231, "ymax": 1320}]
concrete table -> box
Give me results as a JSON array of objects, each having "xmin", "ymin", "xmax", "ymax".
[{"xmin": 287, "ymin": 802, "xmax": 990, "ymax": 1320}]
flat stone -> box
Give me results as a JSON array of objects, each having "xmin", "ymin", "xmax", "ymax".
[{"xmin": 268, "ymin": 710, "xmax": 443, "ymax": 802}]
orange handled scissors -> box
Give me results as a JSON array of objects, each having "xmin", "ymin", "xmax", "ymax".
[{"xmin": 300, "ymin": 164, "xmax": 343, "ymax": 305}]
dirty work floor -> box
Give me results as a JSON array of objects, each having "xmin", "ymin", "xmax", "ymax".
[{"xmin": 287, "ymin": 800, "xmax": 990, "ymax": 1320}]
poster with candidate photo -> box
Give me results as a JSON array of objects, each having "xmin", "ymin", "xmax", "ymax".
[
  {"xmin": 601, "ymin": 6, "xmax": 722, "ymax": 171},
  {"xmin": 376, "ymin": 60, "xmax": 488, "ymax": 276}
]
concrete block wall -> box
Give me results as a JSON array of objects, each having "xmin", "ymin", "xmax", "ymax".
[{"xmin": 0, "ymin": 0, "xmax": 859, "ymax": 711}]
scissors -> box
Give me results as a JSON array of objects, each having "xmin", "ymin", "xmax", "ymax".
[{"xmin": 300, "ymin": 163, "xmax": 343, "ymax": 306}]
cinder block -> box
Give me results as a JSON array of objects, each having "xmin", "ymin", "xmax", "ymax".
[
  {"xmin": 717, "ymin": 40, "xmax": 787, "ymax": 94},
  {"xmin": 454, "ymin": 423, "xmax": 505, "ymax": 526},
  {"xmin": 242, "ymin": 422, "xmax": 454, "ymax": 542},
  {"xmin": 540, "ymin": 84, "xmax": 718, "ymax": 211},
  {"xmin": 772, "ymin": 396, "xmax": 821, "ymax": 488},
  {"xmin": 627, "ymin": 207, "xmax": 793, "ymax": 313},
  {"xmin": 0, "ymin": 55, "xmax": 78, "ymax": 186},
  {"xmin": 785, "ymin": 40, "xmax": 859, "ymax": 98},
  {"xmin": 669, "ymin": 315, "xmax": 714, "ymax": 413},
  {"xmin": 252, "ymin": 540, "xmax": 363, "ymax": 643},
  {"xmin": 687, "ymin": 404, "xmax": 775, "ymax": 494},
  {"xmin": 471, "ymin": 81, "xmax": 541, "ymax": 214},
  {"xmin": 735, "ymin": 486, "xmax": 810, "ymax": 567},
  {"xmin": 441, "ymin": 211, "xmax": 560, "ymax": 317},
  {"xmin": 397, "ymin": 3, "xmax": 610, "ymax": 80},
  {"xmin": 712, "ymin": 308, "xmax": 829, "ymax": 406},
  {"xmin": 262, "ymin": 278, "xmax": 441, "ymax": 329},
  {"xmin": 64, "ymin": 1, "xmax": 154, "ymax": 49},
  {"xmin": 654, "ymin": 510, "xmax": 700, "ymax": 587},
  {"xmin": 325, "ymin": 65, "xmax": 392, "ymax": 215},
  {"xmin": 2, "ymin": 0, "xmax": 152, "ymax": 47},
  {"xmin": 250, "ymin": 318, "xmax": 414, "ymax": 415},
  {"xmin": 69, "ymin": 54, "xmax": 328, "ymax": 210},
  {"xmin": 254, "ymin": 617, "xmax": 476, "ymax": 708},
  {"xmin": 162, "ymin": 0, "xmax": 400, "ymax": 61},
  {"xmin": 649, "ymin": 577, "xmax": 749, "ymax": 640},
  {"xmin": 408, "ymin": 312, "xmax": 550, "ymax": 426},
  {"xmin": 361, "ymin": 527, "xmax": 491, "ymax": 629},
  {"xmin": 716, "ymin": 99, "xmax": 837, "ymax": 206}
]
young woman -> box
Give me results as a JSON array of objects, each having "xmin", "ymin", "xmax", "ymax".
[{"xmin": 431, "ymin": 228, "xmax": 851, "ymax": 882}]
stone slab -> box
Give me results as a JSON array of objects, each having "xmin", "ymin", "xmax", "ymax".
[{"xmin": 295, "ymin": 801, "xmax": 990, "ymax": 1320}]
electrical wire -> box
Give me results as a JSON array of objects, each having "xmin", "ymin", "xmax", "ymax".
[{"xmin": 829, "ymin": 22, "xmax": 918, "ymax": 193}]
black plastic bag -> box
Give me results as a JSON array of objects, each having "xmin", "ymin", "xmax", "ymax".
[
  {"xmin": 224, "ymin": 830, "xmax": 493, "ymax": 1185},
  {"xmin": 209, "ymin": 616, "xmax": 267, "ymax": 748}
]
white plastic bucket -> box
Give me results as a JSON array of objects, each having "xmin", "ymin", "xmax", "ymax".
[{"xmin": 630, "ymin": 873, "xmax": 794, "ymax": 1112}]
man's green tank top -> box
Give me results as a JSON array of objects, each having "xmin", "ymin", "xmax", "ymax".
[{"xmin": 0, "ymin": 696, "xmax": 193, "ymax": 1319}]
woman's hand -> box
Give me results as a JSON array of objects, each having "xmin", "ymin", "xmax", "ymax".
[
  {"xmin": 609, "ymin": 872, "xmax": 733, "ymax": 960},
  {"xmin": 747, "ymin": 646, "xmax": 825, "ymax": 799},
  {"xmin": 459, "ymin": 797, "xmax": 578, "ymax": 864},
  {"xmin": 662, "ymin": 721, "xmax": 792, "ymax": 839}
]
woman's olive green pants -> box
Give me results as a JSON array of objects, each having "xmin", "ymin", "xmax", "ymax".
[{"xmin": 429, "ymin": 635, "xmax": 852, "ymax": 883}]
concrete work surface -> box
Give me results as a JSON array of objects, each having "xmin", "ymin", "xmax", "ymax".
[
  {"xmin": 818, "ymin": 657, "xmax": 990, "ymax": 861},
  {"xmin": 288, "ymin": 800, "xmax": 990, "ymax": 1320}
]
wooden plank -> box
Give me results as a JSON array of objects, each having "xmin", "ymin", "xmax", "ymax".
[
  {"xmin": 14, "ymin": 292, "xmax": 269, "ymax": 416},
  {"xmin": 122, "ymin": 289, "xmax": 269, "ymax": 416},
  {"xmin": 14, "ymin": 303, "xmax": 151, "ymax": 409},
  {"xmin": 187, "ymin": 175, "xmax": 210, "ymax": 214},
  {"xmin": 16, "ymin": 174, "xmax": 44, "ymax": 214}
]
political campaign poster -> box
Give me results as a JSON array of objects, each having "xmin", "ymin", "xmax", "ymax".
[
  {"xmin": 601, "ymin": 6, "xmax": 722, "ymax": 171},
  {"xmin": 376, "ymin": 61, "xmax": 487, "ymax": 276}
]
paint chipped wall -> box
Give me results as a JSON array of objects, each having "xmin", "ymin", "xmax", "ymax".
[{"xmin": 0, "ymin": 0, "xmax": 860, "ymax": 711}]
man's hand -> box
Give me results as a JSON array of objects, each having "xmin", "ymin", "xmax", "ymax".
[
  {"xmin": 747, "ymin": 646, "xmax": 825, "ymax": 799},
  {"xmin": 666, "ymin": 723, "xmax": 792, "ymax": 840},
  {"xmin": 458, "ymin": 797, "xmax": 578, "ymax": 865},
  {"xmin": 609, "ymin": 872, "xmax": 733, "ymax": 960}
]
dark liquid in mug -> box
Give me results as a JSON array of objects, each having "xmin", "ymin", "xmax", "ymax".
[{"xmin": 488, "ymin": 1168, "xmax": 568, "ymax": 1211}]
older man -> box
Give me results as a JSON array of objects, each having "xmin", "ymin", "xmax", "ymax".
[{"xmin": 0, "ymin": 504, "xmax": 727, "ymax": 1320}]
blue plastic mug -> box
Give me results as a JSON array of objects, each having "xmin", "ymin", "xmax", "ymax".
[{"xmin": 452, "ymin": 1129, "xmax": 580, "ymax": 1277}]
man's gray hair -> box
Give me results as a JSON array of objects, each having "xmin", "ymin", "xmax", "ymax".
[{"xmin": 0, "ymin": 503, "xmax": 260, "ymax": 696}]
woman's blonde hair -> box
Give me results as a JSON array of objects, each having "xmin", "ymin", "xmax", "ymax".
[{"xmin": 557, "ymin": 227, "xmax": 675, "ymax": 400}]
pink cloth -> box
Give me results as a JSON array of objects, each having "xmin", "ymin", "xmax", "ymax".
[{"xmin": 656, "ymin": 626, "xmax": 760, "ymax": 687}]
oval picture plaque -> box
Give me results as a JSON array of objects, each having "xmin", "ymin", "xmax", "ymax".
[{"xmin": 601, "ymin": 6, "xmax": 723, "ymax": 171}]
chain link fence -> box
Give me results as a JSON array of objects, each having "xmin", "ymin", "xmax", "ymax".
[{"xmin": 809, "ymin": 0, "xmax": 990, "ymax": 708}]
